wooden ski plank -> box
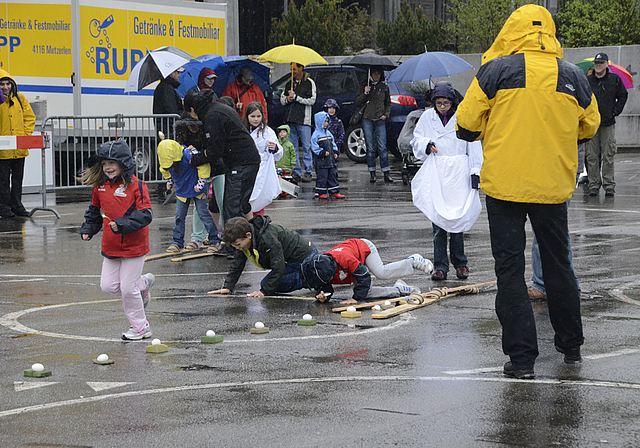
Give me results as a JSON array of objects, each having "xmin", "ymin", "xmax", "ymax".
[
  {"xmin": 331, "ymin": 281, "xmax": 496, "ymax": 313},
  {"xmin": 171, "ymin": 251, "xmax": 217, "ymax": 262},
  {"xmin": 145, "ymin": 250, "xmax": 186, "ymax": 261},
  {"xmin": 371, "ymin": 292, "xmax": 462, "ymax": 319},
  {"xmin": 331, "ymin": 297, "xmax": 405, "ymax": 313},
  {"xmin": 146, "ymin": 246, "xmax": 206, "ymax": 262}
]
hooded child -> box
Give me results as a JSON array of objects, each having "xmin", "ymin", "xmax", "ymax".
[
  {"xmin": 79, "ymin": 139, "xmax": 155, "ymax": 340},
  {"xmin": 310, "ymin": 111, "xmax": 344, "ymax": 199}
]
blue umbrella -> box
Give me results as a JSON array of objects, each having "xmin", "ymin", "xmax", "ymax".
[
  {"xmin": 212, "ymin": 56, "xmax": 271, "ymax": 98},
  {"xmin": 387, "ymin": 52, "xmax": 473, "ymax": 83},
  {"xmin": 176, "ymin": 54, "xmax": 225, "ymax": 97}
]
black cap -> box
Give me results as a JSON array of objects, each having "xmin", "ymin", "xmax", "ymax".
[{"xmin": 594, "ymin": 53, "xmax": 609, "ymax": 63}]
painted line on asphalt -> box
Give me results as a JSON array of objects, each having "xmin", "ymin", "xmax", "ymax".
[
  {"xmin": 4, "ymin": 374, "xmax": 640, "ymax": 419},
  {"xmin": 0, "ymin": 299, "xmax": 412, "ymax": 343}
]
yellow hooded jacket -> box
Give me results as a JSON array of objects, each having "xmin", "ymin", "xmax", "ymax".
[
  {"xmin": 456, "ymin": 5, "xmax": 600, "ymax": 204},
  {"xmin": 157, "ymin": 139, "xmax": 211, "ymax": 201},
  {"xmin": 0, "ymin": 69, "xmax": 36, "ymax": 160}
]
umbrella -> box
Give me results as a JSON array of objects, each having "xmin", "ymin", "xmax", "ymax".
[
  {"xmin": 258, "ymin": 41, "xmax": 327, "ymax": 66},
  {"xmin": 125, "ymin": 46, "xmax": 192, "ymax": 93},
  {"xmin": 176, "ymin": 54, "xmax": 225, "ymax": 97},
  {"xmin": 575, "ymin": 58, "xmax": 634, "ymax": 89},
  {"xmin": 341, "ymin": 53, "xmax": 397, "ymax": 71},
  {"xmin": 213, "ymin": 56, "xmax": 271, "ymax": 97},
  {"xmin": 387, "ymin": 51, "xmax": 473, "ymax": 84}
]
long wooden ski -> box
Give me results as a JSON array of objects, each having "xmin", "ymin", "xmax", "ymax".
[
  {"xmin": 371, "ymin": 281, "xmax": 496, "ymax": 319},
  {"xmin": 331, "ymin": 297, "xmax": 406, "ymax": 313},
  {"xmin": 146, "ymin": 246, "xmax": 205, "ymax": 262},
  {"xmin": 171, "ymin": 250, "xmax": 226, "ymax": 262}
]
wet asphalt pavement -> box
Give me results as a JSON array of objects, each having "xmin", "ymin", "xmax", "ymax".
[{"xmin": 2, "ymin": 154, "xmax": 640, "ymax": 447}]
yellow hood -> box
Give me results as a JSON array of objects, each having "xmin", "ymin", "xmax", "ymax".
[
  {"xmin": 481, "ymin": 4, "xmax": 563, "ymax": 65},
  {"xmin": 157, "ymin": 139, "xmax": 184, "ymax": 169}
]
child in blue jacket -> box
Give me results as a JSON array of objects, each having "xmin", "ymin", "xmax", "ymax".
[
  {"xmin": 157, "ymin": 139, "xmax": 222, "ymax": 253},
  {"xmin": 311, "ymin": 111, "xmax": 345, "ymax": 199}
]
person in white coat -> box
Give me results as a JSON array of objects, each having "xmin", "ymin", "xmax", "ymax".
[
  {"xmin": 243, "ymin": 102, "xmax": 283, "ymax": 216},
  {"xmin": 410, "ymin": 82, "xmax": 483, "ymax": 281}
]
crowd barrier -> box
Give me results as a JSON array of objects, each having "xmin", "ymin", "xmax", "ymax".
[{"xmin": 33, "ymin": 114, "xmax": 180, "ymax": 218}]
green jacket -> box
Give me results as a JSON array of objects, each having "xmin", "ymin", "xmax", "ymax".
[
  {"xmin": 223, "ymin": 215, "xmax": 314, "ymax": 295},
  {"xmin": 275, "ymin": 124, "xmax": 297, "ymax": 171}
]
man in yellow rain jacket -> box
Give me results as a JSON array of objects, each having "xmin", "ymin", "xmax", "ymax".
[
  {"xmin": 456, "ymin": 5, "xmax": 600, "ymax": 379},
  {"xmin": 0, "ymin": 69, "xmax": 36, "ymax": 218}
]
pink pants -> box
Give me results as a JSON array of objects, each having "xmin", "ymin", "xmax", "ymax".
[{"xmin": 100, "ymin": 255, "xmax": 148, "ymax": 332}]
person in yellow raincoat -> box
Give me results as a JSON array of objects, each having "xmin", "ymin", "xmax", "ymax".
[
  {"xmin": 456, "ymin": 5, "xmax": 600, "ymax": 379},
  {"xmin": 0, "ymin": 69, "xmax": 36, "ymax": 218}
]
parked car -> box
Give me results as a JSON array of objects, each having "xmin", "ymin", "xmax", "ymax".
[{"xmin": 265, "ymin": 65, "xmax": 423, "ymax": 162}]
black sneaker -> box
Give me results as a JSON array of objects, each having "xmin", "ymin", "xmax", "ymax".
[
  {"xmin": 556, "ymin": 346, "xmax": 582, "ymax": 364},
  {"xmin": 455, "ymin": 266, "xmax": 469, "ymax": 280},
  {"xmin": 0, "ymin": 209, "xmax": 16, "ymax": 218},
  {"xmin": 431, "ymin": 269, "xmax": 447, "ymax": 281},
  {"xmin": 291, "ymin": 172, "xmax": 301, "ymax": 183},
  {"xmin": 588, "ymin": 189, "xmax": 599, "ymax": 197},
  {"xmin": 503, "ymin": 361, "xmax": 535, "ymax": 379},
  {"xmin": 605, "ymin": 189, "xmax": 615, "ymax": 197}
]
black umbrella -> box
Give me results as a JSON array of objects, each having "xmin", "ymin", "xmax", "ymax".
[{"xmin": 341, "ymin": 53, "xmax": 398, "ymax": 71}]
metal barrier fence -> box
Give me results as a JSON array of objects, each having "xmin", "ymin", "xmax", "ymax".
[
  {"xmin": 40, "ymin": 114, "xmax": 180, "ymax": 189},
  {"xmin": 34, "ymin": 114, "xmax": 180, "ymax": 218}
]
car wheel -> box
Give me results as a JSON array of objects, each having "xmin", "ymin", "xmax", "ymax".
[
  {"xmin": 132, "ymin": 143, "xmax": 152, "ymax": 179},
  {"xmin": 344, "ymin": 126, "xmax": 367, "ymax": 163}
]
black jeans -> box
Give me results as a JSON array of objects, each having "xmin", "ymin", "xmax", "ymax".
[
  {"xmin": 486, "ymin": 195, "xmax": 583, "ymax": 367},
  {"xmin": 223, "ymin": 163, "xmax": 259, "ymax": 222},
  {"xmin": 432, "ymin": 223, "xmax": 467, "ymax": 272},
  {"xmin": 0, "ymin": 158, "xmax": 26, "ymax": 214}
]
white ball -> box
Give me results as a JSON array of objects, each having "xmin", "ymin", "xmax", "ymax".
[
  {"xmin": 96, "ymin": 354, "xmax": 109, "ymax": 362},
  {"xmin": 31, "ymin": 363, "xmax": 44, "ymax": 372},
  {"xmin": 255, "ymin": 321, "xmax": 265, "ymax": 329},
  {"xmin": 206, "ymin": 330, "xmax": 216, "ymax": 337},
  {"xmin": 373, "ymin": 305, "xmax": 381, "ymax": 311},
  {"xmin": 151, "ymin": 338, "xmax": 161, "ymax": 345},
  {"xmin": 346, "ymin": 306, "xmax": 356, "ymax": 312},
  {"xmin": 384, "ymin": 300, "xmax": 391, "ymax": 306},
  {"xmin": 302, "ymin": 314, "xmax": 313, "ymax": 321}
]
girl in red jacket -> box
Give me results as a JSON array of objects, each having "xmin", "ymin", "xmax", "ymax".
[{"xmin": 79, "ymin": 140, "xmax": 155, "ymax": 340}]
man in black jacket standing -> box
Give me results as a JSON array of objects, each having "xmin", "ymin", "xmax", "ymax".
[
  {"xmin": 586, "ymin": 52, "xmax": 628, "ymax": 197},
  {"xmin": 185, "ymin": 90, "xmax": 260, "ymax": 223},
  {"xmin": 153, "ymin": 68, "xmax": 184, "ymax": 140}
]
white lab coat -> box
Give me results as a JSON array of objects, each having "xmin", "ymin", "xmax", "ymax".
[
  {"xmin": 410, "ymin": 108, "xmax": 483, "ymax": 233},
  {"xmin": 250, "ymin": 125, "xmax": 283, "ymax": 212}
]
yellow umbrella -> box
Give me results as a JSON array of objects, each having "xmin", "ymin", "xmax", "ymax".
[{"xmin": 258, "ymin": 41, "xmax": 327, "ymax": 66}]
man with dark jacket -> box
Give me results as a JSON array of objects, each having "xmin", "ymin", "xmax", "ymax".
[
  {"xmin": 586, "ymin": 52, "xmax": 628, "ymax": 197},
  {"xmin": 208, "ymin": 216, "xmax": 317, "ymax": 297},
  {"xmin": 280, "ymin": 63, "xmax": 316, "ymax": 182},
  {"xmin": 356, "ymin": 67, "xmax": 393, "ymax": 183},
  {"xmin": 185, "ymin": 89, "xmax": 260, "ymax": 223},
  {"xmin": 153, "ymin": 68, "xmax": 184, "ymax": 140}
]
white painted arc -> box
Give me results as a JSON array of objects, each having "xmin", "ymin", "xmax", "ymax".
[
  {"xmin": 14, "ymin": 381, "xmax": 59, "ymax": 392},
  {"xmin": 86, "ymin": 382, "xmax": 136, "ymax": 392}
]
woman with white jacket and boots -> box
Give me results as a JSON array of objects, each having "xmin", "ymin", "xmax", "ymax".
[{"xmin": 410, "ymin": 82, "xmax": 483, "ymax": 281}]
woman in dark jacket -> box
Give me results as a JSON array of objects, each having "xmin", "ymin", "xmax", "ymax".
[{"xmin": 355, "ymin": 66, "xmax": 393, "ymax": 183}]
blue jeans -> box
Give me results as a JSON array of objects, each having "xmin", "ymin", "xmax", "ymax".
[
  {"xmin": 362, "ymin": 118, "xmax": 389, "ymax": 172},
  {"xmin": 531, "ymin": 199, "xmax": 579, "ymax": 295},
  {"xmin": 288, "ymin": 123, "xmax": 313, "ymax": 176},
  {"xmin": 260, "ymin": 247, "xmax": 318, "ymax": 293},
  {"xmin": 433, "ymin": 224, "xmax": 467, "ymax": 273},
  {"xmin": 173, "ymin": 196, "xmax": 218, "ymax": 247}
]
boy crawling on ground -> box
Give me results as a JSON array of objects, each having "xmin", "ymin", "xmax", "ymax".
[
  {"xmin": 301, "ymin": 238, "xmax": 432, "ymax": 305},
  {"xmin": 208, "ymin": 216, "xmax": 317, "ymax": 297}
]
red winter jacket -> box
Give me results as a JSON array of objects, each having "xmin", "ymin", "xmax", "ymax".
[
  {"xmin": 325, "ymin": 239, "xmax": 371, "ymax": 285},
  {"xmin": 80, "ymin": 175, "xmax": 152, "ymax": 258},
  {"xmin": 221, "ymin": 78, "xmax": 268, "ymax": 122}
]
